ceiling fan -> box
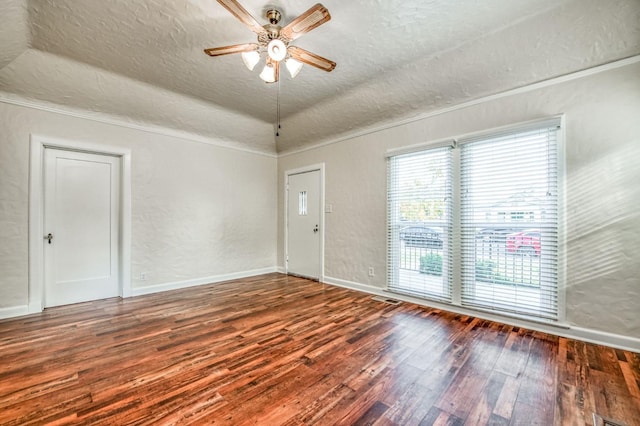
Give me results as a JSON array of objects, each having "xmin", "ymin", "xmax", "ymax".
[{"xmin": 204, "ymin": 0, "xmax": 336, "ymax": 83}]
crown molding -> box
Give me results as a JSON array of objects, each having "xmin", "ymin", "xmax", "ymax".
[
  {"xmin": 278, "ymin": 55, "xmax": 640, "ymax": 158},
  {"xmin": 0, "ymin": 94, "xmax": 277, "ymax": 158},
  {"xmin": 2, "ymin": 53, "xmax": 638, "ymax": 160}
]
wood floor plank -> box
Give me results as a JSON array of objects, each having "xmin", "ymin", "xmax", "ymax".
[
  {"xmin": 513, "ymin": 337, "xmax": 557, "ymax": 424},
  {"xmin": 620, "ymin": 359, "xmax": 640, "ymax": 399},
  {"xmin": 0, "ymin": 273, "xmax": 638, "ymax": 425},
  {"xmin": 463, "ymin": 371, "xmax": 507, "ymax": 425},
  {"xmin": 380, "ymin": 382, "xmax": 439, "ymax": 425},
  {"xmin": 492, "ymin": 374, "xmax": 520, "ymax": 420}
]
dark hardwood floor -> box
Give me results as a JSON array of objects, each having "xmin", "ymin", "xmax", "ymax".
[{"xmin": 0, "ymin": 273, "xmax": 638, "ymax": 425}]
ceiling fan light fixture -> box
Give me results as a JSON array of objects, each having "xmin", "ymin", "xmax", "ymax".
[
  {"xmin": 267, "ymin": 39, "xmax": 287, "ymax": 62},
  {"xmin": 259, "ymin": 63, "xmax": 276, "ymax": 83},
  {"xmin": 285, "ymin": 57, "xmax": 303, "ymax": 78},
  {"xmin": 241, "ymin": 50, "xmax": 260, "ymax": 71},
  {"xmin": 204, "ymin": 1, "xmax": 335, "ymax": 84}
]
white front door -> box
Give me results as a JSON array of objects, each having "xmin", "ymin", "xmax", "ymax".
[
  {"xmin": 43, "ymin": 148, "xmax": 120, "ymax": 307},
  {"xmin": 287, "ymin": 169, "xmax": 321, "ymax": 279}
]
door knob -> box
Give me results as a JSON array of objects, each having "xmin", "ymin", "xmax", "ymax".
[
  {"xmin": 313, "ymin": 225, "xmax": 319, "ymax": 233},
  {"xmin": 45, "ymin": 233, "xmax": 53, "ymax": 244}
]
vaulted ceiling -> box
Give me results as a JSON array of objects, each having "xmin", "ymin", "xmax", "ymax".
[{"xmin": 1, "ymin": 0, "xmax": 639, "ymax": 155}]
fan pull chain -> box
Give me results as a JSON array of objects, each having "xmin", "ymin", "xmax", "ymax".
[{"xmin": 276, "ymin": 78, "xmax": 281, "ymax": 137}]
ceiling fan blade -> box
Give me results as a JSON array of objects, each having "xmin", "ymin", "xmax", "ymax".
[
  {"xmin": 280, "ymin": 3, "xmax": 331, "ymax": 41},
  {"xmin": 204, "ymin": 43, "xmax": 259, "ymax": 57},
  {"xmin": 288, "ymin": 46, "xmax": 336, "ymax": 72},
  {"xmin": 216, "ymin": 0, "xmax": 266, "ymax": 35}
]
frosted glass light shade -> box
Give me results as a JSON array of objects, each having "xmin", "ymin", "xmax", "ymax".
[
  {"xmin": 259, "ymin": 63, "xmax": 276, "ymax": 83},
  {"xmin": 241, "ymin": 51, "xmax": 260, "ymax": 71},
  {"xmin": 285, "ymin": 58, "xmax": 303, "ymax": 78},
  {"xmin": 267, "ymin": 39, "xmax": 287, "ymax": 62}
]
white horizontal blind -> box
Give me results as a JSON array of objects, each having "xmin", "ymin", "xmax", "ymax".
[
  {"xmin": 459, "ymin": 123, "xmax": 559, "ymax": 319},
  {"xmin": 387, "ymin": 147, "xmax": 453, "ymax": 301}
]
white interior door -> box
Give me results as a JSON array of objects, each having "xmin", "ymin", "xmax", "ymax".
[
  {"xmin": 287, "ymin": 170, "xmax": 321, "ymax": 279},
  {"xmin": 44, "ymin": 148, "xmax": 120, "ymax": 307}
]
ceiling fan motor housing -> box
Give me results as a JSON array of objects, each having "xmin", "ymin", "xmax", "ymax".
[
  {"xmin": 265, "ymin": 9, "xmax": 281, "ymax": 25},
  {"xmin": 261, "ymin": 23, "xmax": 282, "ymax": 42}
]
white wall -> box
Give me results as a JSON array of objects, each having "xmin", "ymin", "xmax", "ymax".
[
  {"xmin": 278, "ymin": 61, "xmax": 640, "ymax": 344},
  {"xmin": 1, "ymin": 59, "xmax": 638, "ymax": 349},
  {"xmin": 0, "ymin": 101, "xmax": 277, "ymax": 309}
]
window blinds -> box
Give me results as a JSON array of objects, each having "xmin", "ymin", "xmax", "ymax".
[
  {"xmin": 386, "ymin": 118, "xmax": 561, "ymax": 322},
  {"xmin": 459, "ymin": 121, "xmax": 560, "ymax": 320},
  {"xmin": 387, "ymin": 147, "xmax": 453, "ymax": 302}
]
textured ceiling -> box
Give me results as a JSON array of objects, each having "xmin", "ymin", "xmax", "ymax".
[{"xmin": 1, "ymin": 0, "xmax": 639, "ymax": 154}]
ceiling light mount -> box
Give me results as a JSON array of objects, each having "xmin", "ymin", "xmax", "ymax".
[{"xmin": 265, "ymin": 8, "xmax": 281, "ymax": 25}]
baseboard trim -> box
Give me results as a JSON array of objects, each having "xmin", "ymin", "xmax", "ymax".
[
  {"xmin": 567, "ymin": 327, "xmax": 640, "ymax": 354},
  {"xmin": 276, "ymin": 266, "xmax": 286, "ymax": 274},
  {"xmin": 323, "ymin": 276, "xmax": 640, "ymax": 353},
  {"xmin": 0, "ymin": 305, "xmax": 29, "ymax": 320},
  {"xmin": 131, "ymin": 266, "xmax": 278, "ymax": 297},
  {"xmin": 4, "ymin": 272, "xmax": 637, "ymax": 352},
  {"xmin": 28, "ymin": 301, "xmax": 43, "ymax": 314},
  {"xmin": 324, "ymin": 276, "xmax": 388, "ymax": 297}
]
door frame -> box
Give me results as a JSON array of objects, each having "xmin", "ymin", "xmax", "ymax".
[
  {"xmin": 28, "ymin": 134, "xmax": 132, "ymax": 313},
  {"xmin": 284, "ymin": 163, "xmax": 325, "ymax": 282}
]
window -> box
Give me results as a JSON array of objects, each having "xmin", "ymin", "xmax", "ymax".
[
  {"xmin": 387, "ymin": 147, "xmax": 453, "ymax": 301},
  {"xmin": 299, "ymin": 191, "xmax": 307, "ymax": 215},
  {"xmin": 387, "ymin": 119, "xmax": 561, "ymax": 321}
]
